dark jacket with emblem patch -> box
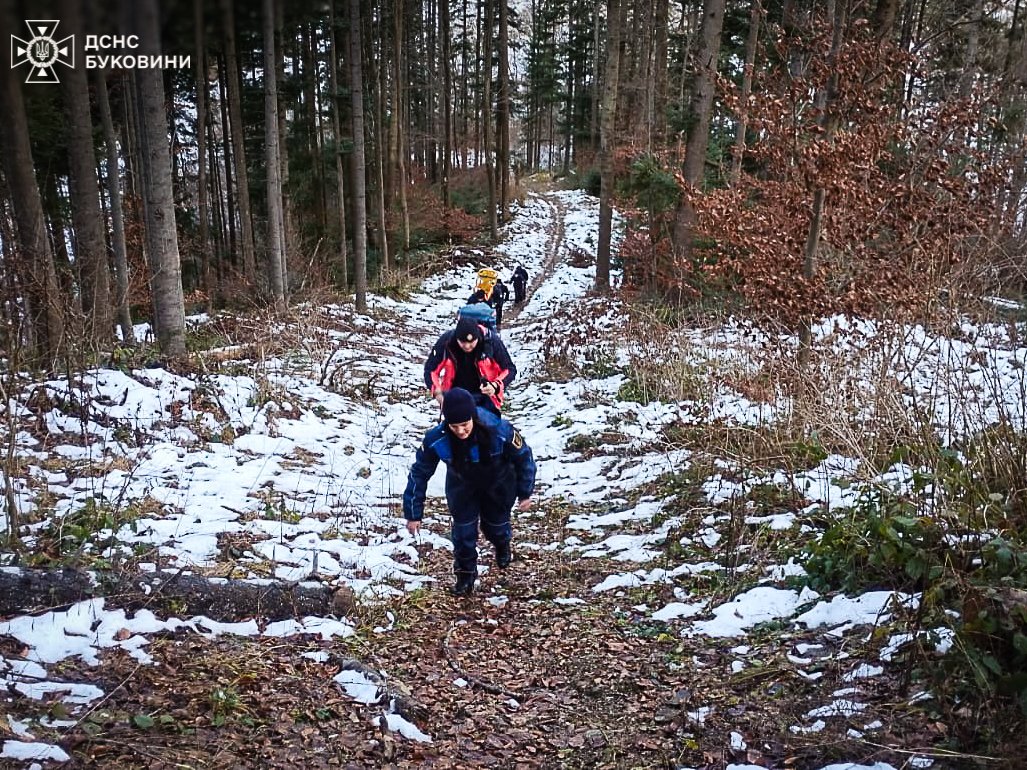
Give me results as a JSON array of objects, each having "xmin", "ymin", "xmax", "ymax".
[{"xmin": 402, "ymin": 407, "xmax": 536, "ymax": 522}]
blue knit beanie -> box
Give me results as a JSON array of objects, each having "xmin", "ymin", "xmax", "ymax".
[{"xmin": 442, "ymin": 388, "xmax": 476, "ymax": 424}]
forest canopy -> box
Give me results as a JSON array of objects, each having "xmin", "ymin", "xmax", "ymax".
[{"xmin": 0, "ymin": 0, "xmax": 1024, "ymax": 364}]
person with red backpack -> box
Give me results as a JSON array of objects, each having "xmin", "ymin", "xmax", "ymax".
[{"xmin": 424, "ymin": 317, "xmax": 516, "ymax": 417}]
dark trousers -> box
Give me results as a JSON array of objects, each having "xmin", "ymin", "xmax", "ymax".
[
  {"xmin": 450, "ymin": 501, "xmax": 512, "ymax": 575},
  {"xmin": 513, "ymin": 283, "xmax": 526, "ymax": 304}
]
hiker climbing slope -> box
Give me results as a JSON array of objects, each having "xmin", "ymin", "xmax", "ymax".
[
  {"xmin": 424, "ymin": 317, "xmax": 516, "ymax": 417},
  {"xmin": 511, "ymin": 265, "xmax": 528, "ymax": 305},
  {"xmin": 403, "ymin": 388, "xmax": 536, "ymax": 597},
  {"xmin": 466, "ymin": 268, "xmax": 508, "ymax": 331},
  {"xmin": 490, "ymin": 278, "xmax": 509, "ymax": 329},
  {"xmin": 467, "ymin": 267, "xmax": 499, "ymax": 306}
]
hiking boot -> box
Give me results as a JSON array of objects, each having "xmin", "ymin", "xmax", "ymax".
[
  {"xmin": 450, "ymin": 573, "xmax": 476, "ymax": 597},
  {"xmin": 495, "ymin": 541, "xmax": 512, "ymax": 568}
]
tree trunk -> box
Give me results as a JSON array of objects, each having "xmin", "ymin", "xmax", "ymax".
[
  {"xmin": 730, "ymin": 0, "xmax": 762, "ymax": 185},
  {"xmin": 386, "ymin": 2, "xmax": 398, "ymax": 208},
  {"xmin": 0, "ymin": 62, "xmax": 65, "ymax": 365},
  {"xmin": 673, "ymin": 4, "xmax": 700, "ymax": 164},
  {"xmin": 372, "ymin": 36, "xmax": 390, "ymax": 275},
  {"xmin": 483, "ymin": 0, "xmax": 498, "ymax": 240},
  {"xmin": 60, "ymin": 0, "xmax": 113, "ymax": 352},
  {"xmin": 872, "ymin": 0, "xmax": 899, "ymax": 40},
  {"xmin": 680, "ymin": 0, "xmax": 725, "ymax": 188},
  {"xmin": 670, "ymin": 0, "xmax": 726, "ymax": 267},
  {"xmin": 441, "ymin": 0, "xmax": 453, "ymax": 208},
  {"xmin": 220, "ymin": 0, "xmax": 258, "ymax": 282},
  {"xmin": 263, "ymin": 0, "xmax": 287, "ymax": 310},
  {"xmin": 460, "ymin": 0, "xmax": 471, "ymax": 170},
  {"xmin": 0, "ymin": 192, "xmax": 20, "ymax": 351},
  {"xmin": 498, "ymin": 0, "xmax": 511, "ymax": 221},
  {"xmin": 122, "ymin": 76, "xmax": 140, "ymax": 199},
  {"xmin": 216, "ymin": 55, "xmax": 236, "ymax": 275},
  {"xmin": 303, "ymin": 23, "xmax": 327, "ymax": 234},
  {"xmin": 596, "ymin": 0, "xmax": 623, "ymax": 293},
  {"xmin": 394, "ymin": 1, "xmax": 410, "ymax": 252},
  {"xmin": 275, "ymin": 0, "xmax": 292, "ymax": 299},
  {"xmin": 209, "ymin": 84, "xmax": 229, "ymax": 288},
  {"xmin": 329, "ymin": 0, "xmax": 350, "ymax": 290},
  {"xmin": 44, "ymin": 171, "xmax": 77, "ymax": 308},
  {"xmin": 473, "ymin": 0, "xmax": 481, "ymax": 165},
  {"xmin": 902, "ymin": 0, "xmax": 928, "ymax": 111},
  {"xmin": 998, "ymin": 0, "xmax": 1027, "ymax": 229},
  {"xmin": 94, "ymin": 71, "xmax": 136, "ymax": 345},
  {"xmin": 0, "ymin": 568, "xmax": 342, "ymax": 623},
  {"xmin": 128, "ymin": 0, "xmax": 187, "ymax": 358},
  {"xmin": 390, "ymin": 0, "xmax": 410, "ymax": 253},
  {"xmin": 631, "ymin": 0, "xmax": 654, "ymax": 146},
  {"xmin": 799, "ymin": 0, "xmax": 847, "ymax": 366},
  {"xmin": 350, "ymin": 0, "xmax": 370, "ymax": 313},
  {"xmin": 959, "ymin": 0, "xmax": 984, "ymax": 101},
  {"xmin": 653, "ymin": 0, "xmax": 670, "ymax": 146},
  {"xmin": 562, "ymin": 46, "xmax": 571, "ymax": 173},
  {"xmin": 590, "ymin": 0, "xmax": 603, "ymax": 155},
  {"xmin": 194, "ymin": 0, "xmax": 213, "ymax": 311}
]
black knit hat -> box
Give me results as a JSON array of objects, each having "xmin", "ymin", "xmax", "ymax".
[
  {"xmin": 454, "ymin": 317, "xmax": 482, "ymax": 344},
  {"xmin": 442, "ymin": 388, "xmax": 476, "ymax": 424}
]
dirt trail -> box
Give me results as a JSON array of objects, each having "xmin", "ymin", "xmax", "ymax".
[{"xmin": 504, "ymin": 191, "xmax": 567, "ymax": 325}]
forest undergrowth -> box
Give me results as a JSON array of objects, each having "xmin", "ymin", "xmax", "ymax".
[
  {"xmin": 3, "ymin": 212, "xmax": 1027, "ymax": 767},
  {"xmin": 118, "ymin": 291, "xmax": 1027, "ymax": 766},
  {"xmin": 608, "ymin": 302, "xmax": 1027, "ymax": 764}
]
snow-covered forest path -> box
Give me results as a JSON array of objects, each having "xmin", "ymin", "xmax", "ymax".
[{"xmin": 0, "ymin": 188, "xmax": 979, "ymax": 769}]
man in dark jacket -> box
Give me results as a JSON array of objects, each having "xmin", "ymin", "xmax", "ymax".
[
  {"xmin": 511, "ymin": 265, "xmax": 528, "ymax": 305},
  {"xmin": 491, "ymin": 279, "xmax": 509, "ymax": 329},
  {"xmin": 424, "ymin": 317, "xmax": 516, "ymax": 416},
  {"xmin": 467, "ymin": 275, "xmax": 510, "ymax": 330},
  {"xmin": 403, "ymin": 388, "xmax": 536, "ymax": 596}
]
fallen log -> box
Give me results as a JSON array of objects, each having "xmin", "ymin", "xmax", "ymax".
[{"xmin": 0, "ymin": 567, "xmax": 344, "ymax": 622}]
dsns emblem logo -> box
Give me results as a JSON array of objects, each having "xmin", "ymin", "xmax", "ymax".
[{"xmin": 11, "ymin": 20, "xmax": 74, "ymax": 84}]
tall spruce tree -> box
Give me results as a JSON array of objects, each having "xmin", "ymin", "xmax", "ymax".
[
  {"xmin": 126, "ymin": 0, "xmax": 187, "ymax": 357},
  {"xmin": 263, "ymin": 0, "xmax": 287, "ymax": 309},
  {"xmin": 0, "ymin": 59, "xmax": 65, "ymax": 364},
  {"xmin": 349, "ymin": 0, "xmax": 369, "ymax": 312},
  {"xmin": 60, "ymin": 0, "xmax": 113, "ymax": 349}
]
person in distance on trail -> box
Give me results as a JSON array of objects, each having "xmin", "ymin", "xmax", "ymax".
[
  {"xmin": 511, "ymin": 265, "xmax": 529, "ymax": 305},
  {"xmin": 466, "ymin": 284, "xmax": 493, "ymax": 306},
  {"xmin": 403, "ymin": 387, "xmax": 536, "ymax": 596},
  {"xmin": 466, "ymin": 272, "xmax": 505, "ymax": 332},
  {"xmin": 467, "ymin": 268, "xmax": 499, "ymax": 306},
  {"xmin": 424, "ymin": 316, "xmax": 516, "ymax": 417},
  {"xmin": 490, "ymin": 278, "xmax": 509, "ymax": 330}
]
